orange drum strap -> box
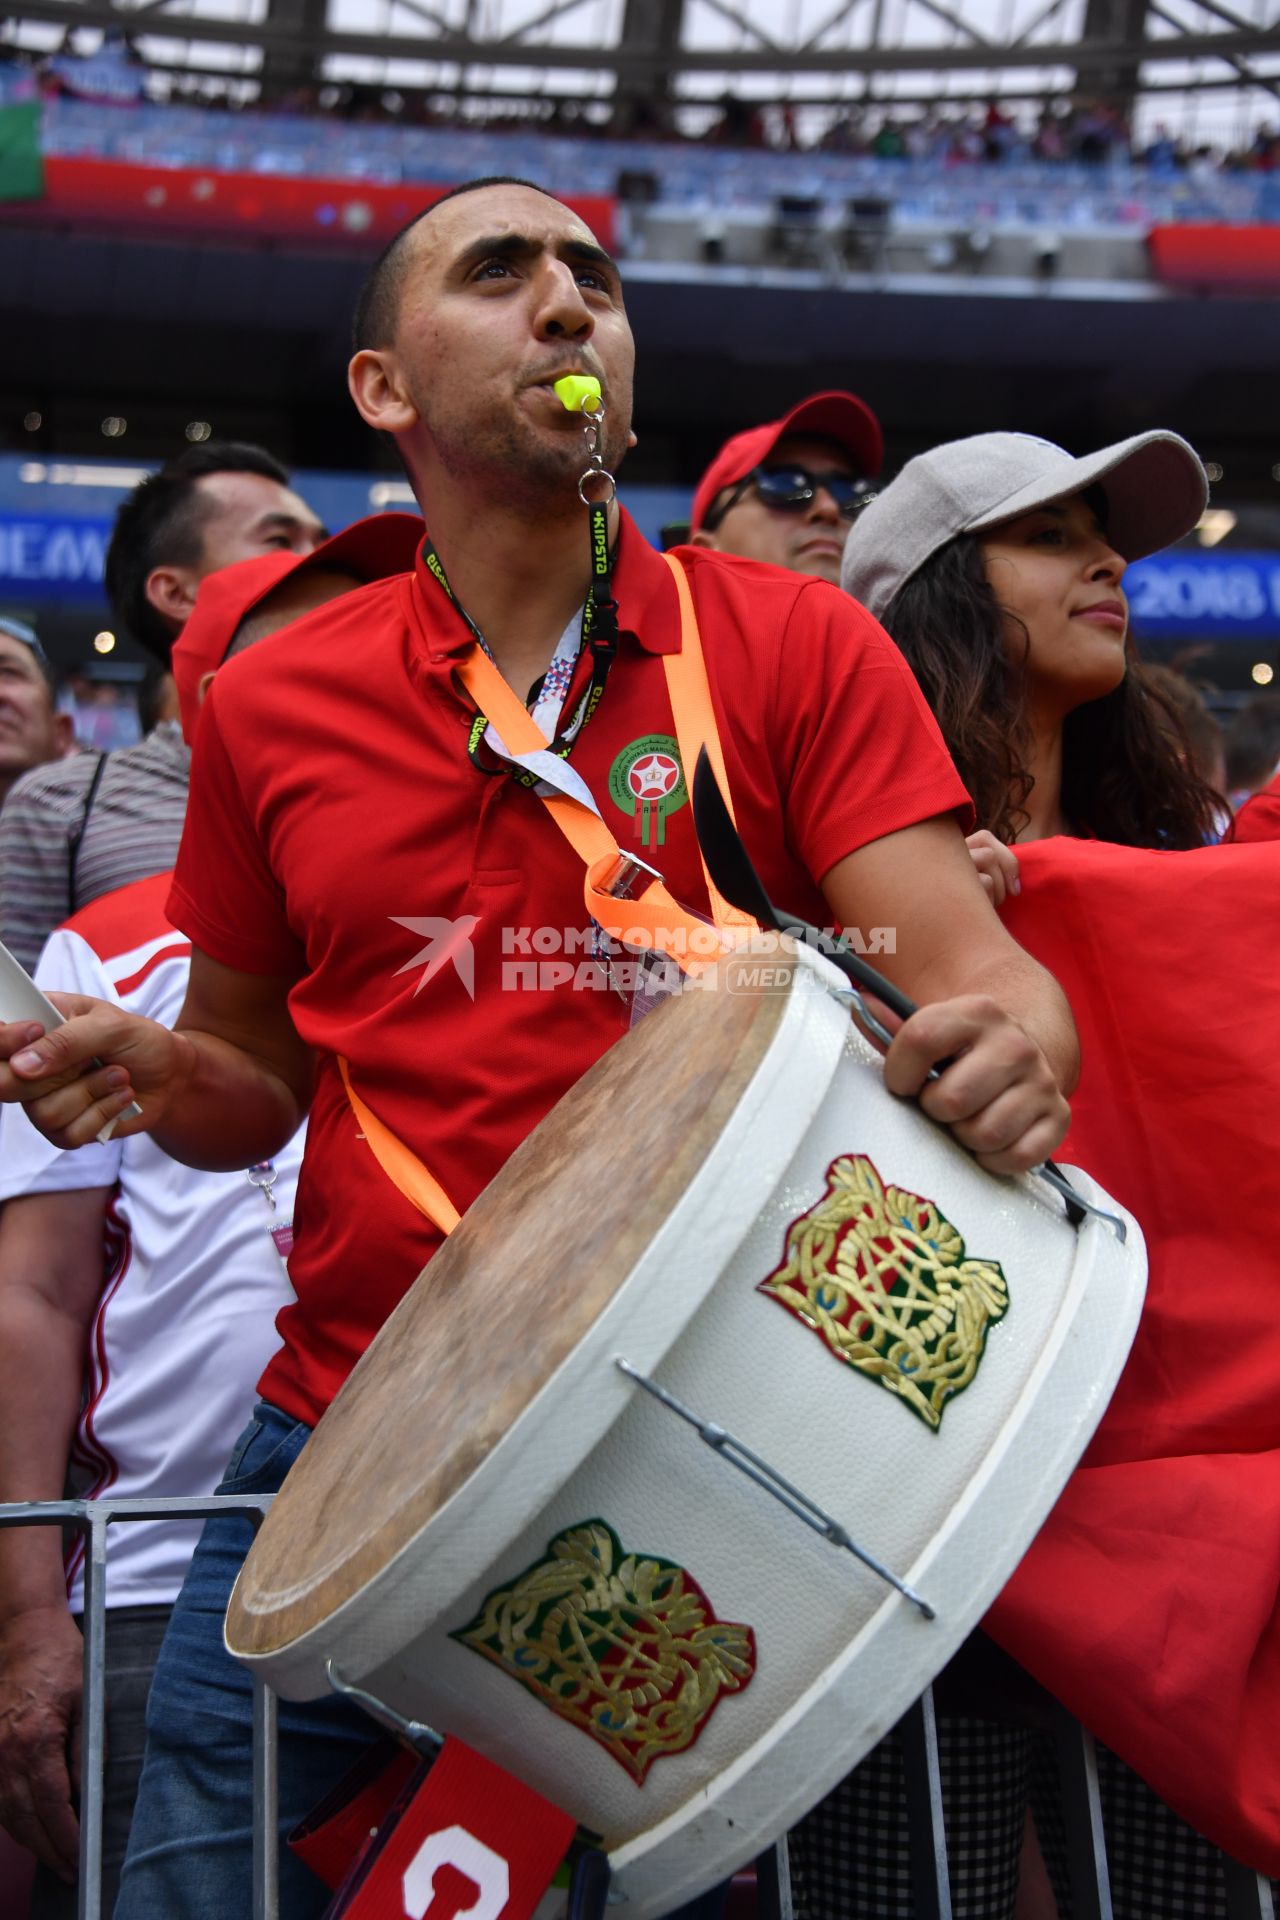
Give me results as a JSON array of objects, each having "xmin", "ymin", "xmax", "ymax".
[
  {"xmin": 658, "ymin": 551, "xmax": 755, "ymax": 937},
  {"xmin": 337, "ymin": 1056, "xmax": 461, "ymax": 1235},
  {"xmin": 340, "ymin": 552, "xmax": 755, "ymax": 1236}
]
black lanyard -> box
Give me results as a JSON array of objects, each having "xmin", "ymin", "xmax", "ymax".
[{"xmin": 423, "ymin": 508, "xmax": 620, "ymax": 791}]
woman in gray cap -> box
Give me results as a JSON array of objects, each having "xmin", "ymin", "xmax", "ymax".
[
  {"xmin": 786, "ymin": 433, "xmax": 1275, "ymax": 1920},
  {"xmin": 840, "ymin": 428, "xmax": 1221, "ymax": 859}
]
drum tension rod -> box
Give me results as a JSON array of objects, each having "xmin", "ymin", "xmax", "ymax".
[
  {"xmin": 614, "ymin": 1358, "xmax": 936, "ymax": 1621},
  {"xmin": 325, "ymin": 1660, "xmax": 444, "ymax": 1758}
]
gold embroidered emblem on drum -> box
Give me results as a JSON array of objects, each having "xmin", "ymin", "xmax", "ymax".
[
  {"xmin": 451, "ymin": 1520, "xmax": 757, "ymax": 1783},
  {"xmin": 759, "ymin": 1154, "xmax": 1010, "ymax": 1430}
]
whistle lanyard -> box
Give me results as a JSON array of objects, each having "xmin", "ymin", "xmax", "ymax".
[
  {"xmin": 452, "ymin": 555, "xmax": 755, "ymax": 961},
  {"xmin": 422, "ymin": 510, "xmax": 619, "ymax": 792}
]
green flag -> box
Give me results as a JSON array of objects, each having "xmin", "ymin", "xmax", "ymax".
[{"xmin": 0, "ymin": 101, "xmax": 43, "ymax": 203}]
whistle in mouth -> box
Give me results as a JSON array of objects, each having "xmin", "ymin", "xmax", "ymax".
[{"xmin": 553, "ymin": 374, "xmax": 602, "ymax": 414}]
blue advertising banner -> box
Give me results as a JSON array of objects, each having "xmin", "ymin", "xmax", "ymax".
[
  {"xmin": 1, "ymin": 466, "xmax": 1275, "ymax": 642},
  {"xmin": 0, "ymin": 490, "xmax": 691, "ymax": 601},
  {"xmin": 1126, "ymin": 550, "xmax": 1280, "ymax": 640},
  {"xmin": 0, "ymin": 513, "xmax": 112, "ymax": 597}
]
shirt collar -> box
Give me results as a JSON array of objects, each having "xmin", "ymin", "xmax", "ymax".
[{"xmin": 410, "ymin": 505, "xmax": 681, "ymax": 662}]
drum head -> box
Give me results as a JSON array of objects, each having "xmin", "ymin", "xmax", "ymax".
[{"xmin": 228, "ymin": 949, "xmax": 836, "ymax": 1665}]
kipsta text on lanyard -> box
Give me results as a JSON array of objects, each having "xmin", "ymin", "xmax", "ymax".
[{"xmin": 422, "ymin": 375, "xmax": 621, "ymax": 791}]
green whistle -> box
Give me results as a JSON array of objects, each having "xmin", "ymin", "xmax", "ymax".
[{"xmin": 553, "ymin": 374, "xmax": 602, "ymax": 413}]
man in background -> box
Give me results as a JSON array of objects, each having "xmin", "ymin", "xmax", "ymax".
[
  {"xmin": 0, "ymin": 872, "xmax": 303, "ymax": 1920},
  {"xmin": 0, "ymin": 617, "xmax": 73, "ymax": 814},
  {"xmin": 1228, "ymin": 691, "xmax": 1280, "ymax": 844},
  {"xmin": 0, "ymin": 514, "xmax": 422, "ymax": 1918},
  {"xmin": 687, "ymin": 390, "xmax": 882, "ymax": 586},
  {"xmin": 0, "ymin": 442, "xmax": 325, "ymax": 970}
]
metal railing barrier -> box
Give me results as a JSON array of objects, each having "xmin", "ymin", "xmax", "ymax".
[{"xmin": 0, "ymin": 1495, "xmax": 1273, "ymax": 1920}]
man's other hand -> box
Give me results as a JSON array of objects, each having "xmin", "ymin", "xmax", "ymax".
[{"xmin": 0, "ymin": 996, "xmax": 191, "ymax": 1149}]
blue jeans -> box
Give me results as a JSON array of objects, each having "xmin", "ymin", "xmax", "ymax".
[{"xmin": 114, "ymin": 1402, "xmax": 375, "ymax": 1919}]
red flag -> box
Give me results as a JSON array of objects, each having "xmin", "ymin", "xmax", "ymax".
[
  {"xmin": 291, "ymin": 1739, "xmax": 419, "ymax": 1893},
  {"xmin": 1230, "ymin": 772, "xmax": 1280, "ymax": 844},
  {"xmin": 984, "ymin": 837, "xmax": 1280, "ymax": 1872},
  {"xmin": 331, "ymin": 1737, "xmax": 576, "ymax": 1920}
]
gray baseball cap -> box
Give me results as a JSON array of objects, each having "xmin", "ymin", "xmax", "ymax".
[{"xmin": 841, "ymin": 429, "xmax": 1208, "ymax": 623}]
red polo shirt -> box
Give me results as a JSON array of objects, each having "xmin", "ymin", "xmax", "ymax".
[{"xmin": 169, "ymin": 511, "xmax": 971, "ymax": 1426}]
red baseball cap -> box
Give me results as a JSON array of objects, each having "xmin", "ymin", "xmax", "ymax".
[
  {"xmin": 690, "ymin": 391, "xmax": 884, "ymax": 532},
  {"xmin": 173, "ymin": 512, "xmax": 424, "ymax": 744}
]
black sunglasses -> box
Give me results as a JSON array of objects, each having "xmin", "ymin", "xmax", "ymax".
[{"xmin": 705, "ymin": 465, "xmax": 877, "ymax": 531}]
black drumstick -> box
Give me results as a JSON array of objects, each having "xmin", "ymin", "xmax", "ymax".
[{"xmin": 691, "ymin": 748, "xmax": 918, "ymax": 1020}]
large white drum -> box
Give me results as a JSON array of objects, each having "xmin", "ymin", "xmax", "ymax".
[{"xmin": 226, "ymin": 943, "xmax": 1146, "ymax": 1917}]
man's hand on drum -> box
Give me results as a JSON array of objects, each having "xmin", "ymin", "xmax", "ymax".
[
  {"xmin": 823, "ymin": 816, "xmax": 1077, "ymax": 1177},
  {"xmin": 0, "ymin": 998, "xmax": 190, "ymax": 1148},
  {"xmin": 881, "ymin": 994, "xmax": 1070, "ymax": 1175}
]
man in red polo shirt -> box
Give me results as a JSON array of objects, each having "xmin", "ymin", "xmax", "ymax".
[{"xmin": 1, "ymin": 177, "xmax": 1076, "ymax": 1915}]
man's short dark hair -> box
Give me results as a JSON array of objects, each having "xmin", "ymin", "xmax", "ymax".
[
  {"xmin": 352, "ymin": 176, "xmax": 556, "ymax": 356},
  {"xmin": 104, "ymin": 441, "xmax": 291, "ymax": 666}
]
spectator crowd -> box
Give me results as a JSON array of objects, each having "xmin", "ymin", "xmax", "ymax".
[{"xmin": 3, "ymin": 36, "xmax": 1278, "ymax": 177}]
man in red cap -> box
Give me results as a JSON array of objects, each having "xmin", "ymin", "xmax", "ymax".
[
  {"xmin": 688, "ymin": 391, "xmax": 882, "ymax": 586},
  {"xmin": 168, "ymin": 512, "xmax": 425, "ymax": 745}
]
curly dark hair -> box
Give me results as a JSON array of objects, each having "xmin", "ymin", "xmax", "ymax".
[{"xmin": 882, "ymin": 531, "xmax": 1222, "ymax": 849}]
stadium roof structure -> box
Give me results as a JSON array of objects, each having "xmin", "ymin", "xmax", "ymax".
[{"xmin": 4, "ymin": 0, "xmax": 1279, "ymax": 129}]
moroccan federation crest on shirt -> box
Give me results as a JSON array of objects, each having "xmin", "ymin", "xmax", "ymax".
[
  {"xmin": 759, "ymin": 1153, "xmax": 1009, "ymax": 1430},
  {"xmin": 608, "ymin": 734, "xmax": 689, "ymax": 849}
]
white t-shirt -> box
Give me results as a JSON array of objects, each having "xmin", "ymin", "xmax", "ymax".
[{"xmin": 0, "ymin": 873, "xmax": 303, "ymax": 1610}]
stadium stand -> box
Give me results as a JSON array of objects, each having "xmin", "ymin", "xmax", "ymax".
[{"xmin": 9, "ymin": 90, "xmax": 1280, "ymax": 231}]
